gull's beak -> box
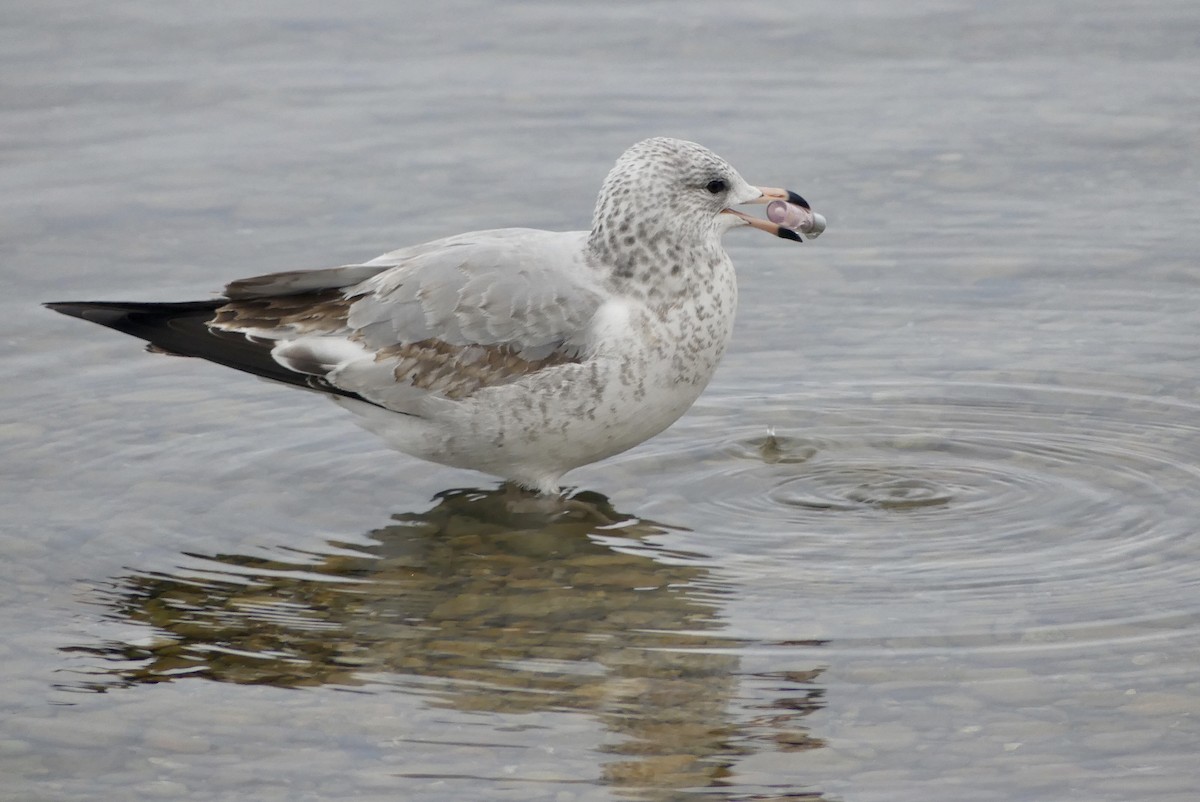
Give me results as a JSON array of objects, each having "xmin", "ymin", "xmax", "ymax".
[{"xmin": 721, "ymin": 186, "xmax": 818, "ymax": 243}]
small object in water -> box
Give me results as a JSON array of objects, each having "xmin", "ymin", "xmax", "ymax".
[{"xmin": 766, "ymin": 200, "xmax": 826, "ymax": 238}]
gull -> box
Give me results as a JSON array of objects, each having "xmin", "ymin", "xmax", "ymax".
[{"xmin": 46, "ymin": 137, "xmax": 822, "ymax": 494}]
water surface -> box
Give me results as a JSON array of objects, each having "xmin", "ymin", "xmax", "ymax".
[{"xmin": 3, "ymin": 2, "xmax": 1200, "ymax": 800}]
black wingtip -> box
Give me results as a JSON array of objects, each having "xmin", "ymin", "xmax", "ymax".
[
  {"xmin": 45, "ymin": 301, "xmax": 123, "ymax": 324},
  {"xmin": 44, "ymin": 301, "xmax": 81, "ymax": 315},
  {"xmin": 44, "ymin": 297, "xmax": 383, "ymax": 407},
  {"xmin": 45, "ymin": 299, "xmax": 233, "ymax": 342}
]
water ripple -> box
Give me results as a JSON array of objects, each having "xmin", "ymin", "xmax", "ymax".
[{"xmin": 618, "ymin": 379, "xmax": 1200, "ymax": 647}]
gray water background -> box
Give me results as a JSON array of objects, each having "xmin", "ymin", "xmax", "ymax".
[{"xmin": 3, "ymin": 1, "xmax": 1200, "ymax": 800}]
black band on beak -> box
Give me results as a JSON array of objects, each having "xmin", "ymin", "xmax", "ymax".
[{"xmin": 786, "ymin": 191, "xmax": 811, "ymax": 210}]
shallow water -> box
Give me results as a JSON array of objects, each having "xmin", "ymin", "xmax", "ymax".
[{"xmin": 4, "ymin": 1, "xmax": 1200, "ymax": 800}]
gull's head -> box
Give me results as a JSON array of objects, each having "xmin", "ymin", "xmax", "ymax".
[{"xmin": 589, "ymin": 138, "xmax": 816, "ymax": 262}]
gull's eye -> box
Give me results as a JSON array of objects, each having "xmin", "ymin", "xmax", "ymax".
[{"xmin": 705, "ymin": 179, "xmax": 728, "ymax": 194}]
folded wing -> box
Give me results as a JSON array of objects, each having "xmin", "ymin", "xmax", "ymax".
[{"xmin": 211, "ymin": 228, "xmax": 605, "ymax": 415}]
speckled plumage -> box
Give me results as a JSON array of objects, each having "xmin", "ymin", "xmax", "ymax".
[{"xmin": 46, "ymin": 138, "xmax": 817, "ymax": 493}]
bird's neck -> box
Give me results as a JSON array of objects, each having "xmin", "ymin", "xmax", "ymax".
[
  {"xmin": 587, "ymin": 210, "xmax": 726, "ymax": 301},
  {"xmin": 587, "ymin": 227, "xmax": 729, "ymax": 305}
]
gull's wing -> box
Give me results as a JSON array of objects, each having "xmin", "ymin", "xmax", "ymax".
[{"xmin": 209, "ymin": 228, "xmax": 606, "ymax": 414}]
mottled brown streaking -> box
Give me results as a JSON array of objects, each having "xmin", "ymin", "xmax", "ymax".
[
  {"xmin": 212, "ymin": 290, "xmax": 353, "ymax": 334},
  {"xmin": 375, "ymin": 339, "xmax": 582, "ymax": 399}
]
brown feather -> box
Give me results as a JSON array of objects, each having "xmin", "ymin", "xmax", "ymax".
[
  {"xmin": 375, "ymin": 339, "xmax": 582, "ymax": 399},
  {"xmin": 212, "ymin": 290, "xmax": 354, "ymax": 334}
]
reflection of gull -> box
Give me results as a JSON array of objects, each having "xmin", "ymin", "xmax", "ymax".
[
  {"xmin": 62, "ymin": 488, "xmax": 828, "ymax": 798},
  {"xmin": 46, "ymin": 138, "xmax": 820, "ymax": 492}
]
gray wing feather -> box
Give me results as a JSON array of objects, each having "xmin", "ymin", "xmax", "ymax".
[
  {"xmin": 223, "ymin": 265, "xmax": 392, "ymax": 300},
  {"xmin": 346, "ymin": 230, "xmax": 602, "ymax": 357}
]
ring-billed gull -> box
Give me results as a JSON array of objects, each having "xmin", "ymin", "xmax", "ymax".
[{"xmin": 47, "ymin": 137, "xmax": 823, "ymax": 493}]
